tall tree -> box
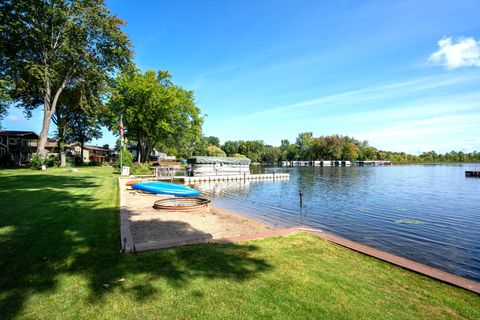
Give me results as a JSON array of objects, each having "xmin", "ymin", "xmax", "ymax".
[
  {"xmin": 206, "ymin": 136, "xmax": 220, "ymax": 147},
  {"xmin": 1, "ymin": 0, "xmax": 132, "ymax": 157},
  {"xmin": 205, "ymin": 145, "xmax": 226, "ymax": 157},
  {"xmin": 66, "ymin": 109, "xmax": 102, "ymax": 164},
  {"xmin": 191, "ymin": 135, "xmax": 209, "ymax": 157},
  {"xmin": 64, "ymin": 81, "xmax": 104, "ymax": 164},
  {"xmin": 0, "ymin": 79, "xmax": 12, "ymax": 128},
  {"xmin": 52, "ymin": 76, "xmax": 104, "ymax": 166},
  {"xmin": 222, "ymin": 140, "xmax": 240, "ymax": 157},
  {"xmin": 108, "ymin": 69, "xmax": 203, "ymax": 163},
  {"xmin": 296, "ymin": 132, "xmax": 314, "ymax": 160},
  {"xmin": 52, "ymin": 88, "xmax": 76, "ymax": 166}
]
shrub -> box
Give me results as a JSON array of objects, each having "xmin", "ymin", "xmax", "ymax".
[
  {"xmin": 89, "ymin": 154, "xmax": 103, "ymax": 166},
  {"xmin": 29, "ymin": 155, "xmax": 44, "ymax": 170},
  {"xmin": 131, "ymin": 163, "xmax": 152, "ymax": 175},
  {"xmin": 234, "ymin": 153, "xmax": 246, "ymax": 158},
  {"xmin": 205, "ymin": 145, "xmax": 226, "ymax": 157},
  {"xmin": 45, "ymin": 154, "xmax": 60, "ymax": 167},
  {"xmin": 115, "ymin": 149, "xmax": 134, "ymax": 169},
  {"xmin": 66, "ymin": 156, "xmax": 74, "ymax": 167}
]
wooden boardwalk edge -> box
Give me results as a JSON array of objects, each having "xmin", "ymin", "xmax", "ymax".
[
  {"xmin": 302, "ymin": 228, "xmax": 480, "ymax": 294},
  {"xmin": 118, "ymin": 174, "xmax": 479, "ymax": 294},
  {"xmin": 119, "ymin": 177, "xmax": 134, "ymax": 253}
]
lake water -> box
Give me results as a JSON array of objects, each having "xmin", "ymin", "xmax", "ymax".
[{"xmin": 191, "ymin": 164, "xmax": 480, "ymax": 282}]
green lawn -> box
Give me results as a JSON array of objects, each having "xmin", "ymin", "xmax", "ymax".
[{"xmin": 0, "ymin": 167, "xmax": 478, "ymax": 319}]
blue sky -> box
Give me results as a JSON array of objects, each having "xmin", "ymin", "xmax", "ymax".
[{"xmin": 2, "ymin": 0, "xmax": 480, "ymax": 154}]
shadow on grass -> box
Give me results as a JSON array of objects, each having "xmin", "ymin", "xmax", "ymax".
[
  {"xmin": 0, "ymin": 172, "xmax": 271, "ymax": 319},
  {"xmin": 129, "ymin": 218, "xmax": 212, "ymax": 244}
]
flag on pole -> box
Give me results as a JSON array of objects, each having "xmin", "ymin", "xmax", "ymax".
[{"xmin": 120, "ymin": 115, "xmax": 124, "ymax": 147}]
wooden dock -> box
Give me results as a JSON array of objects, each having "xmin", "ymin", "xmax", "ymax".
[
  {"xmin": 182, "ymin": 173, "xmax": 289, "ymax": 183},
  {"xmin": 465, "ymin": 171, "xmax": 480, "ymax": 177}
]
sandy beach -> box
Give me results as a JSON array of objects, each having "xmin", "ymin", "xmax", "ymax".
[{"xmin": 121, "ymin": 180, "xmax": 274, "ymax": 246}]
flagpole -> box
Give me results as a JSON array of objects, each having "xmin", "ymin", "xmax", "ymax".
[{"xmin": 120, "ymin": 114, "xmax": 123, "ymax": 175}]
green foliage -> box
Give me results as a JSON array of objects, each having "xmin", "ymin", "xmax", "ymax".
[
  {"xmin": 107, "ymin": 69, "xmax": 203, "ymax": 163},
  {"xmin": 205, "ymin": 136, "xmax": 220, "ymax": 147},
  {"xmin": 262, "ymin": 146, "xmax": 281, "ymax": 164},
  {"xmin": 53, "ymin": 83, "xmax": 104, "ymax": 166},
  {"xmin": 386, "ymin": 150, "xmax": 480, "ymax": 163},
  {"xmin": 234, "ymin": 153, "xmax": 246, "ymax": 158},
  {"xmin": 220, "ymin": 134, "xmax": 480, "ymax": 164},
  {"xmin": 28, "ymin": 155, "xmax": 44, "ymax": 170},
  {"xmin": 191, "ymin": 135, "xmax": 209, "ymax": 156},
  {"xmin": 66, "ymin": 156, "xmax": 74, "ymax": 167},
  {"xmin": 131, "ymin": 163, "xmax": 153, "ymax": 175},
  {"xmin": 296, "ymin": 132, "xmax": 314, "ymax": 160},
  {"xmin": 0, "ymin": 79, "xmax": 12, "ymax": 128},
  {"xmin": 115, "ymin": 149, "xmax": 134, "ymax": 169},
  {"xmin": 238, "ymin": 140, "xmax": 265, "ymax": 163},
  {"xmin": 223, "ymin": 140, "xmax": 241, "ymax": 157},
  {"xmin": 205, "ymin": 145, "xmax": 226, "ymax": 157},
  {"xmin": 0, "ymin": 167, "xmax": 478, "ymax": 319},
  {"xmin": 1, "ymin": 0, "xmax": 132, "ymax": 155},
  {"xmin": 284, "ymin": 144, "xmax": 299, "ymax": 161},
  {"xmin": 45, "ymin": 155, "xmax": 60, "ymax": 167}
]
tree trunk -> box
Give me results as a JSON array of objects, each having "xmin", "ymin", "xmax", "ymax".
[
  {"xmin": 136, "ymin": 141, "xmax": 142, "ymax": 164},
  {"xmin": 145, "ymin": 142, "xmax": 153, "ymax": 163},
  {"xmin": 37, "ymin": 75, "xmax": 67, "ymax": 158},
  {"xmin": 37, "ymin": 109, "xmax": 52, "ymax": 158},
  {"xmin": 80, "ymin": 140, "xmax": 85, "ymax": 165},
  {"xmin": 57, "ymin": 139, "xmax": 67, "ymax": 167},
  {"xmin": 60, "ymin": 150, "xmax": 67, "ymax": 167},
  {"xmin": 57, "ymin": 126, "xmax": 67, "ymax": 167},
  {"xmin": 136, "ymin": 132, "xmax": 142, "ymax": 164}
]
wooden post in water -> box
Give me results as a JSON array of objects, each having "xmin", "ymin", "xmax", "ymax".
[{"xmin": 299, "ymin": 190, "xmax": 303, "ymax": 207}]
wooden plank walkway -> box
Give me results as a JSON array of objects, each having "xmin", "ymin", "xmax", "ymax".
[
  {"xmin": 182, "ymin": 173, "xmax": 289, "ymax": 183},
  {"xmin": 465, "ymin": 171, "xmax": 480, "ymax": 177}
]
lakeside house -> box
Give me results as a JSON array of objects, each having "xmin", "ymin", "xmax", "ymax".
[
  {"xmin": 0, "ymin": 130, "xmax": 113, "ymax": 165},
  {"xmin": 281, "ymin": 160, "xmax": 352, "ymax": 166},
  {"xmin": 128, "ymin": 146, "xmax": 177, "ymax": 163},
  {"xmin": 69, "ymin": 143, "xmax": 111, "ymax": 164},
  {"xmin": 0, "ymin": 130, "xmax": 39, "ymax": 165}
]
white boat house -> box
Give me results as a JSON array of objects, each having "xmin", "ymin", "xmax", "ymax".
[{"xmin": 187, "ymin": 156, "xmax": 251, "ymax": 177}]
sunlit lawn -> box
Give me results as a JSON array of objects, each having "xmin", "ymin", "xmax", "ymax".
[{"xmin": 0, "ymin": 167, "xmax": 478, "ymax": 319}]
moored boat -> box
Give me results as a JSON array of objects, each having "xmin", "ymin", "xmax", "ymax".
[{"xmin": 132, "ymin": 181, "xmax": 200, "ymax": 196}]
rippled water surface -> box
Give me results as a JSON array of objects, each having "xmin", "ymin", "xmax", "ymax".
[{"xmin": 191, "ymin": 164, "xmax": 480, "ymax": 281}]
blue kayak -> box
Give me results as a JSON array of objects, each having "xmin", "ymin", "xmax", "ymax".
[{"xmin": 132, "ymin": 181, "xmax": 200, "ymax": 196}]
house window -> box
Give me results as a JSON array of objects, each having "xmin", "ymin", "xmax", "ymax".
[
  {"xmin": 9, "ymin": 138, "xmax": 17, "ymax": 145},
  {"xmin": 0, "ymin": 148, "xmax": 5, "ymax": 156}
]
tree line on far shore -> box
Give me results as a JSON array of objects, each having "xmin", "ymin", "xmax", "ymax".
[
  {"xmin": 1, "ymin": 1, "xmax": 478, "ymax": 168},
  {"xmin": 191, "ymin": 132, "xmax": 480, "ymax": 164}
]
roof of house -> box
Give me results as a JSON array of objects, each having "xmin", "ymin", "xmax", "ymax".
[
  {"xmin": 27, "ymin": 140, "xmax": 110, "ymax": 151},
  {"xmin": 0, "ymin": 130, "xmax": 39, "ymax": 139},
  {"xmin": 29, "ymin": 141, "xmax": 62, "ymax": 148},
  {"xmin": 70, "ymin": 143, "xmax": 110, "ymax": 151},
  {"xmin": 187, "ymin": 156, "xmax": 251, "ymax": 165}
]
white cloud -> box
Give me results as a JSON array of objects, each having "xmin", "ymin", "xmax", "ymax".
[
  {"xmin": 428, "ymin": 36, "xmax": 480, "ymax": 69},
  {"xmin": 6, "ymin": 115, "xmax": 21, "ymax": 123},
  {"xmin": 225, "ymin": 73, "xmax": 480, "ymax": 122}
]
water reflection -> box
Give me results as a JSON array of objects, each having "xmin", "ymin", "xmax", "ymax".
[
  {"xmin": 193, "ymin": 164, "xmax": 480, "ymax": 282},
  {"xmin": 194, "ymin": 180, "xmax": 253, "ymax": 197}
]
